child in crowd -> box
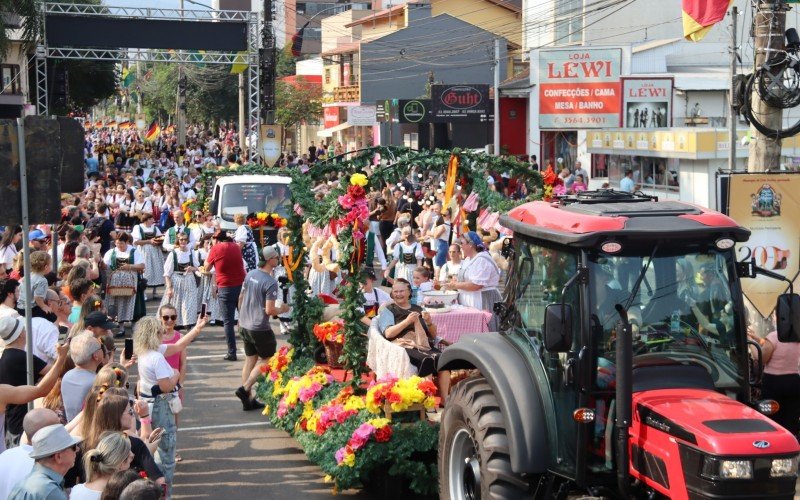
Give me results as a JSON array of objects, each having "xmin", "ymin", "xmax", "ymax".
[
  {"xmin": 411, "ymin": 266, "xmax": 433, "ymax": 306},
  {"xmin": 17, "ymin": 251, "xmax": 52, "ymax": 318}
]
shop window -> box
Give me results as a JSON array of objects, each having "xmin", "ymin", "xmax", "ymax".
[
  {"xmin": 594, "ymin": 154, "xmax": 680, "ymax": 192},
  {"xmin": 554, "ymin": 0, "xmax": 583, "ymax": 45}
]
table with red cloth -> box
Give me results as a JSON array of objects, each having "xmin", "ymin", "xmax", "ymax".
[{"xmin": 429, "ymin": 305, "xmax": 492, "ymax": 344}]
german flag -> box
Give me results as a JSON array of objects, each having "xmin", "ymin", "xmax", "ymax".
[
  {"xmin": 144, "ymin": 121, "xmax": 161, "ymax": 142},
  {"xmin": 682, "ymin": 0, "xmax": 732, "ymax": 41},
  {"xmin": 84, "ymin": 121, "xmax": 92, "ymax": 128},
  {"xmin": 119, "ymin": 121, "xmax": 132, "ymax": 129},
  {"xmin": 107, "ymin": 120, "xmax": 117, "ymax": 129},
  {"xmin": 94, "ymin": 120, "xmax": 103, "ymax": 128}
]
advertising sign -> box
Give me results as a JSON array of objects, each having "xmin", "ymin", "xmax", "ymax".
[
  {"xmin": 375, "ymin": 99, "xmax": 398, "ymax": 123},
  {"xmin": 323, "ymin": 106, "xmax": 340, "ymax": 129},
  {"xmin": 400, "ymin": 99, "xmax": 429, "ymax": 123},
  {"xmin": 538, "ymin": 48, "xmax": 621, "ymax": 129},
  {"xmin": 622, "ymin": 77, "xmax": 673, "ymax": 128},
  {"xmin": 729, "ymin": 174, "xmax": 800, "ymax": 317},
  {"xmin": 347, "ymin": 105, "xmax": 376, "ymax": 126},
  {"xmin": 431, "ymin": 84, "xmax": 490, "ymax": 122}
]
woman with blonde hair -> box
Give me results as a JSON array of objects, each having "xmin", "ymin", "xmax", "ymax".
[
  {"xmin": 71, "ymin": 431, "xmax": 134, "ymax": 500},
  {"xmin": 134, "ymin": 314, "xmax": 209, "ymax": 492}
]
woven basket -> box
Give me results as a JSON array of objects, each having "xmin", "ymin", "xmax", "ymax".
[
  {"xmin": 107, "ymin": 286, "xmax": 136, "ymax": 297},
  {"xmin": 324, "ymin": 341, "xmax": 345, "ymax": 369}
]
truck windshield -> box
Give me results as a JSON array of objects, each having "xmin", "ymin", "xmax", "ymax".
[
  {"xmin": 219, "ymin": 183, "xmax": 292, "ymax": 222},
  {"xmin": 589, "ymin": 247, "xmax": 746, "ymax": 390}
]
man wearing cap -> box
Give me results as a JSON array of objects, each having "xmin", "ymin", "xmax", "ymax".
[
  {"xmin": 61, "ymin": 334, "xmax": 107, "ymax": 422},
  {"xmin": 0, "ymin": 409, "xmax": 61, "ymax": 499},
  {"xmin": 27, "ymin": 231, "xmax": 48, "ymax": 252},
  {"xmin": 0, "ymin": 316, "xmax": 49, "ymax": 449},
  {"xmin": 81, "ymin": 311, "xmax": 117, "ymax": 339},
  {"xmin": 206, "ymin": 230, "xmax": 246, "ymax": 361},
  {"xmin": 234, "ymin": 246, "xmax": 287, "ymax": 410},
  {"xmin": 9, "ymin": 423, "xmax": 81, "ymax": 500}
]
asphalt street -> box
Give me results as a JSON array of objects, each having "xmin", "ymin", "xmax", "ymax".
[{"xmin": 132, "ymin": 299, "xmax": 369, "ymax": 499}]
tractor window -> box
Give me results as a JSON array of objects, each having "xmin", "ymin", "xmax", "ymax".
[{"xmin": 589, "ymin": 248, "xmax": 745, "ymax": 391}]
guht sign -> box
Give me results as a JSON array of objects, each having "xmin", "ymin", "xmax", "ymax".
[
  {"xmin": 538, "ymin": 48, "xmax": 622, "ymax": 129},
  {"xmin": 431, "ymin": 84, "xmax": 490, "ymax": 122}
]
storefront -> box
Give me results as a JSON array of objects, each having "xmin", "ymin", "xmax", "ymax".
[
  {"xmin": 586, "ymin": 128, "xmax": 800, "ymax": 208},
  {"xmin": 318, "ymin": 104, "xmax": 375, "ymax": 153}
]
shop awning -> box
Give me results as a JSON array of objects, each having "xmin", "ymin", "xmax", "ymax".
[{"xmin": 317, "ymin": 122, "xmax": 352, "ymax": 138}]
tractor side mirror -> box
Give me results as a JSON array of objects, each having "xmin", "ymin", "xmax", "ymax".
[
  {"xmin": 544, "ymin": 303, "xmax": 572, "ymax": 352},
  {"xmin": 776, "ymin": 293, "xmax": 800, "ymax": 342}
]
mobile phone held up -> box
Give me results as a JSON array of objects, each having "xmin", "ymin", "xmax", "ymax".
[
  {"xmin": 124, "ymin": 338, "xmax": 133, "ymax": 361},
  {"xmin": 201, "ymin": 302, "xmax": 208, "ymax": 317}
]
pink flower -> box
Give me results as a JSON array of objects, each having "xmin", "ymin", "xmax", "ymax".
[
  {"xmin": 335, "ymin": 447, "xmax": 347, "ymax": 464},
  {"xmin": 349, "ymin": 423, "xmax": 375, "ymax": 450},
  {"xmin": 294, "ymin": 203, "xmax": 304, "ymax": 216},
  {"xmin": 352, "ymin": 229, "xmax": 364, "ymax": 241}
]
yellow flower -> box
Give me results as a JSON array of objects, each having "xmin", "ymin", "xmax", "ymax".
[
  {"xmin": 368, "ymin": 417, "xmax": 391, "ymax": 429},
  {"xmin": 343, "ymin": 396, "xmax": 365, "ymax": 412},
  {"xmin": 323, "ymin": 475, "xmax": 333, "ymax": 483},
  {"xmin": 257, "ymin": 212, "xmax": 267, "ymax": 221},
  {"xmin": 270, "ymin": 213, "xmax": 280, "ymax": 220},
  {"xmin": 350, "ymin": 173, "xmax": 368, "ymax": 187},
  {"xmin": 262, "ymin": 405, "xmax": 271, "ymax": 416},
  {"xmin": 342, "ymin": 452, "xmax": 356, "ymax": 467}
]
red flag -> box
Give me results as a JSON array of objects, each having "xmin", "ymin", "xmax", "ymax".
[
  {"xmin": 290, "ymin": 21, "xmax": 310, "ymax": 57},
  {"xmin": 682, "ymin": 0, "xmax": 733, "ymax": 41}
]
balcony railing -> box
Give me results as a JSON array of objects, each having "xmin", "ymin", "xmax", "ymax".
[{"xmin": 333, "ymin": 85, "xmax": 360, "ymax": 103}]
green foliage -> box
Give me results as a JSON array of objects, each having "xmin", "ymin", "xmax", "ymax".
[
  {"xmin": 276, "ymin": 45, "xmax": 297, "ymax": 78},
  {"xmin": 0, "ymin": 0, "xmax": 43, "ymax": 58},
  {"xmin": 141, "ymin": 64, "xmax": 178, "ymax": 123},
  {"xmin": 57, "ymin": 59, "xmax": 116, "ymax": 114},
  {"xmin": 275, "ymin": 77, "xmax": 323, "ymax": 130}
]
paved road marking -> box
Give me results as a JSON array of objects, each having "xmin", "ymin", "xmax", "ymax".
[{"xmin": 179, "ymin": 422, "xmax": 268, "ymax": 432}]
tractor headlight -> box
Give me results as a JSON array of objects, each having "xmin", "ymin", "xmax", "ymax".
[
  {"xmin": 701, "ymin": 457, "xmax": 753, "ymax": 479},
  {"xmin": 770, "ymin": 457, "xmax": 799, "ymax": 477}
]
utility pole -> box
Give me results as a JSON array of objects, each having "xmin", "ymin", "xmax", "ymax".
[
  {"xmin": 728, "ymin": 6, "xmax": 738, "ymax": 171},
  {"xmin": 177, "ymin": 0, "xmax": 187, "ymax": 147},
  {"xmin": 493, "ymin": 37, "xmax": 501, "ymax": 156},
  {"xmin": 747, "ymin": 0, "xmax": 787, "ymax": 172},
  {"xmin": 238, "ymin": 72, "xmax": 246, "ymax": 152}
]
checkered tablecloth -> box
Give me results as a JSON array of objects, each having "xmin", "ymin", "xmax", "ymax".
[{"xmin": 430, "ymin": 306, "xmax": 492, "ymax": 344}]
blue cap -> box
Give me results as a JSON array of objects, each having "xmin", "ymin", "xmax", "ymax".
[
  {"xmin": 28, "ymin": 229, "xmax": 46, "ymax": 241},
  {"xmin": 465, "ymin": 231, "xmax": 485, "ymax": 251}
]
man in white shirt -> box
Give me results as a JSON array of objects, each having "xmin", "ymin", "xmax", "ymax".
[
  {"xmin": 0, "ymin": 409, "xmax": 60, "ymax": 500},
  {"xmin": 620, "ymin": 169, "xmax": 636, "ymax": 193}
]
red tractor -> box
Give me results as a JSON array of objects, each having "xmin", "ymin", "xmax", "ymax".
[{"xmin": 438, "ymin": 191, "xmax": 800, "ymax": 499}]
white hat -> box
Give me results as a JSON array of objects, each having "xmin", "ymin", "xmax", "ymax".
[
  {"xmin": 29, "ymin": 424, "xmax": 82, "ymax": 459},
  {"xmin": 0, "ymin": 317, "xmax": 24, "ymax": 345}
]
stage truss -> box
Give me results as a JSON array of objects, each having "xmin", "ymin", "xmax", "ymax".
[{"xmin": 37, "ymin": 2, "xmax": 261, "ymax": 158}]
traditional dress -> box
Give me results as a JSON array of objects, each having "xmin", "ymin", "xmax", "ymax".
[
  {"xmin": 103, "ymin": 245, "xmax": 144, "ymax": 322},
  {"xmin": 392, "ymin": 241, "xmax": 424, "ymax": 282},
  {"xmin": 457, "ymin": 250, "xmax": 502, "ymax": 330},
  {"xmin": 132, "ymin": 224, "xmax": 165, "ymax": 287},
  {"xmin": 161, "ymin": 248, "xmax": 200, "ymax": 328},
  {"xmin": 234, "ymin": 224, "xmax": 258, "ymax": 272},
  {"xmin": 162, "ymin": 225, "xmax": 195, "ymax": 252},
  {"xmin": 308, "ymin": 251, "xmax": 337, "ymax": 297},
  {"xmin": 197, "ymin": 247, "xmax": 221, "ymax": 323}
]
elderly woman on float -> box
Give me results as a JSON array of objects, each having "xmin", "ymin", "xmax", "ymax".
[{"xmin": 443, "ymin": 231, "xmax": 502, "ymax": 330}]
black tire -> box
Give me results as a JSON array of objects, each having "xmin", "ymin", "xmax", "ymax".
[{"xmin": 439, "ymin": 375, "xmax": 532, "ymax": 500}]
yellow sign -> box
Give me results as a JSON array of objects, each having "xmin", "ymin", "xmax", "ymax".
[{"xmin": 729, "ymin": 174, "xmax": 800, "ymax": 317}]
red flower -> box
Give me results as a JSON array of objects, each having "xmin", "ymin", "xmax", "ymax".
[
  {"xmin": 387, "ymin": 392, "xmax": 403, "ymax": 404},
  {"xmin": 374, "ymin": 425, "xmax": 392, "ymax": 443},
  {"xmin": 417, "ymin": 379, "xmax": 437, "ymax": 395},
  {"xmin": 347, "ymin": 185, "xmax": 366, "ymax": 198},
  {"xmin": 139, "ymin": 471, "xmax": 148, "ymax": 479}
]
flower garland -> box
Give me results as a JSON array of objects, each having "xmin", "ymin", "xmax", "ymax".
[
  {"xmin": 246, "ymin": 212, "xmax": 287, "ymax": 229},
  {"xmin": 313, "ymin": 320, "xmax": 345, "ymax": 345},
  {"xmin": 305, "ymin": 386, "xmax": 366, "ymax": 436},
  {"xmin": 365, "ymin": 376, "xmax": 438, "ymax": 414},
  {"xmin": 274, "ymin": 366, "xmax": 336, "ymax": 418},
  {"xmin": 335, "ymin": 417, "xmax": 393, "ymax": 467},
  {"xmin": 260, "ymin": 345, "xmax": 294, "ymax": 383}
]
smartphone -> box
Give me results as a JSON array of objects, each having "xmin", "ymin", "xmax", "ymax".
[
  {"xmin": 124, "ymin": 338, "xmax": 133, "ymax": 360},
  {"xmin": 200, "ymin": 302, "xmax": 207, "ymax": 317}
]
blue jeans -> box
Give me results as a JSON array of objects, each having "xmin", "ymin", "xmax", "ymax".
[
  {"xmin": 218, "ymin": 285, "xmax": 241, "ymax": 354},
  {"xmin": 152, "ymin": 396, "xmax": 177, "ymax": 491}
]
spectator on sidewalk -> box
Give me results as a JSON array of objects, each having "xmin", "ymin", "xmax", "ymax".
[
  {"xmin": 0, "ymin": 409, "xmax": 61, "ymax": 500},
  {"xmin": 62, "ymin": 334, "xmax": 106, "ymax": 422},
  {"xmin": 8, "ymin": 423, "xmax": 82, "ymax": 500}
]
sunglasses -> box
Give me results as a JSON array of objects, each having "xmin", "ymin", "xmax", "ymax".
[
  {"xmin": 162, "ymin": 315, "xmax": 177, "ymax": 321},
  {"xmin": 69, "ymin": 444, "xmax": 80, "ymax": 452}
]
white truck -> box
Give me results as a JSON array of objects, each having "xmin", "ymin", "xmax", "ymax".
[{"xmin": 208, "ymin": 175, "xmax": 292, "ymax": 238}]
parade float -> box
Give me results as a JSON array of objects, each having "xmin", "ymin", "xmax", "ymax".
[{"xmin": 189, "ymin": 147, "xmax": 542, "ymax": 493}]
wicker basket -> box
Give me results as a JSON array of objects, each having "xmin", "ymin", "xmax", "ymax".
[
  {"xmin": 324, "ymin": 341, "xmax": 345, "ymax": 368},
  {"xmin": 106, "ymin": 285, "xmax": 136, "ymax": 297}
]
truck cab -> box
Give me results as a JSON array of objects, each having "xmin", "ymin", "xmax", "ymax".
[
  {"xmin": 209, "ymin": 174, "xmax": 291, "ymax": 236},
  {"xmin": 438, "ymin": 191, "xmax": 800, "ymax": 499}
]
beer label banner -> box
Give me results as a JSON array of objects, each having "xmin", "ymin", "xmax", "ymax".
[
  {"xmin": 431, "ymin": 84, "xmax": 490, "ymax": 122},
  {"xmin": 622, "ymin": 77, "xmax": 673, "ymax": 128},
  {"xmin": 729, "ymin": 174, "xmax": 800, "ymax": 317},
  {"xmin": 539, "ymin": 48, "xmax": 621, "ymax": 129}
]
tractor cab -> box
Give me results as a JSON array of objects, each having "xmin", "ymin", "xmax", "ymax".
[{"xmin": 438, "ymin": 190, "xmax": 800, "ymax": 499}]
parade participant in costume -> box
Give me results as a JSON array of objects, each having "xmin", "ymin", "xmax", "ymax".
[
  {"xmin": 362, "ymin": 227, "xmax": 387, "ymax": 277},
  {"xmin": 437, "ymin": 243, "xmax": 462, "ymax": 284},
  {"xmin": 233, "ymin": 213, "xmax": 259, "ymax": 273},
  {"xmin": 103, "ymin": 233, "xmax": 144, "ymax": 335},
  {"xmin": 384, "ymin": 227, "xmax": 423, "ymax": 283},
  {"xmin": 131, "ymin": 214, "xmax": 165, "ymax": 293},
  {"xmin": 161, "ymin": 234, "xmax": 200, "ymax": 329},
  {"xmin": 162, "ymin": 210, "xmax": 194, "ymax": 252},
  {"xmin": 376, "ymin": 279, "xmax": 450, "ymax": 403},
  {"xmin": 445, "ymin": 231, "xmax": 501, "ymax": 330},
  {"xmin": 308, "ymin": 237, "xmax": 337, "ymax": 297},
  {"xmin": 197, "ymin": 236, "xmax": 221, "ymax": 323},
  {"xmin": 361, "ymin": 270, "xmax": 390, "ymax": 325},
  {"xmin": 431, "ymin": 208, "xmax": 452, "ymax": 273}
]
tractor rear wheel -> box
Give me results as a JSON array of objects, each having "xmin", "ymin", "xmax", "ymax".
[{"xmin": 439, "ymin": 375, "xmax": 532, "ymax": 500}]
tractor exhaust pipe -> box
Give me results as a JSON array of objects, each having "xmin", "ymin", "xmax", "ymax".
[{"xmin": 614, "ymin": 304, "xmax": 633, "ymax": 499}]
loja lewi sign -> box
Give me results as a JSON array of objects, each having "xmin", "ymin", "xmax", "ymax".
[
  {"xmin": 729, "ymin": 174, "xmax": 800, "ymax": 317},
  {"xmin": 538, "ymin": 48, "xmax": 622, "ymax": 129},
  {"xmin": 622, "ymin": 77, "xmax": 673, "ymax": 128}
]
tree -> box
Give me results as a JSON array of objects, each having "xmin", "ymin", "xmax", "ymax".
[
  {"xmin": 275, "ymin": 76, "xmax": 322, "ymax": 131},
  {"xmin": 0, "ymin": 0, "xmax": 40, "ymax": 58},
  {"xmin": 276, "ymin": 45, "xmax": 297, "ymax": 78}
]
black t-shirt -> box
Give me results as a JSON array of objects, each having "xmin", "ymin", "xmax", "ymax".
[
  {"xmin": 0, "ymin": 348, "xmax": 46, "ymax": 435},
  {"xmin": 131, "ymin": 435, "xmax": 164, "ymax": 480},
  {"xmin": 88, "ymin": 216, "xmax": 116, "ymax": 254}
]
